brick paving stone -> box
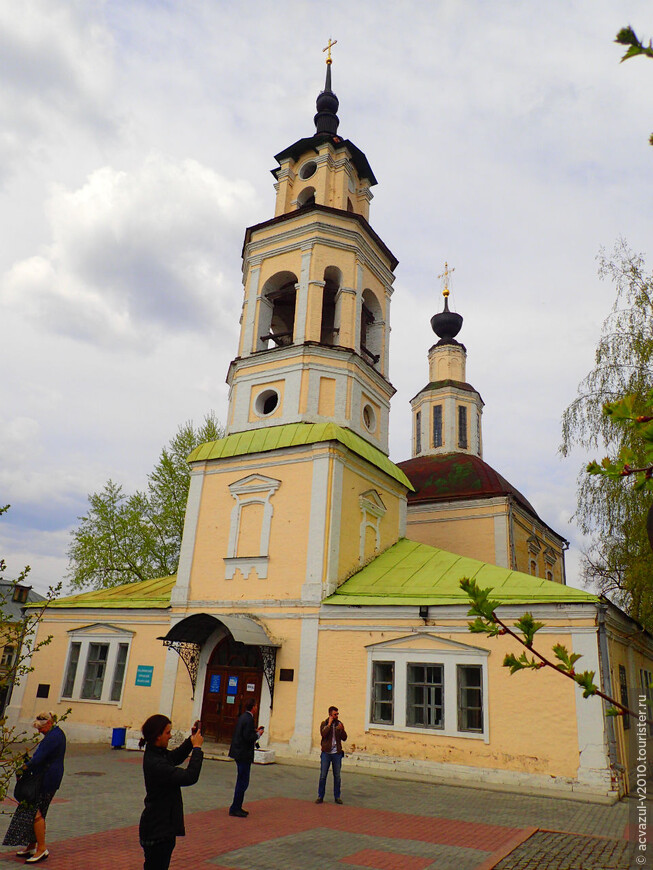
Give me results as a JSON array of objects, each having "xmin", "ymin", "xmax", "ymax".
[
  {"xmin": 493, "ymin": 830, "xmax": 632, "ymax": 870},
  {"xmin": 0, "ymin": 744, "xmax": 635, "ymax": 869},
  {"xmin": 340, "ymin": 848, "xmax": 433, "ymax": 868}
]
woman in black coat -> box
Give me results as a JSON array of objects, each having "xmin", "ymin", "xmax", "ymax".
[{"xmin": 139, "ymin": 714, "xmax": 204, "ymax": 870}]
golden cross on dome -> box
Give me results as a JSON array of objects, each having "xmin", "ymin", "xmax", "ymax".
[
  {"xmin": 437, "ymin": 261, "xmax": 455, "ymax": 298},
  {"xmin": 323, "ymin": 38, "xmax": 338, "ymax": 64}
]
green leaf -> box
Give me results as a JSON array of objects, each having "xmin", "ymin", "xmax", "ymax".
[{"xmin": 515, "ymin": 612, "xmax": 544, "ymax": 648}]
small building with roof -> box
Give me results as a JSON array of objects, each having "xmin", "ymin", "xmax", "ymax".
[{"xmin": 8, "ymin": 56, "xmax": 653, "ymax": 802}]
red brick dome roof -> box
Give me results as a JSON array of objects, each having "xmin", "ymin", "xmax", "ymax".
[{"xmin": 396, "ymin": 453, "xmax": 539, "ymax": 520}]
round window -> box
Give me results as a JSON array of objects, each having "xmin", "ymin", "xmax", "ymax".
[
  {"xmin": 362, "ymin": 404, "xmax": 376, "ymax": 432},
  {"xmin": 299, "ymin": 160, "xmax": 317, "ymax": 180},
  {"xmin": 255, "ymin": 389, "xmax": 280, "ymax": 416}
]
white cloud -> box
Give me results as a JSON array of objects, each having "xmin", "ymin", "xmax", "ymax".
[
  {"xmin": 2, "ymin": 155, "xmax": 259, "ymax": 348},
  {"xmin": 0, "ymin": 0, "xmax": 115, "ymax": 182}
]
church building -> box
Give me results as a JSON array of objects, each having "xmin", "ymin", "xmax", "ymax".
[{"xmin": 9, "ymin": 56, "xmax": 653, "ymax": 803}]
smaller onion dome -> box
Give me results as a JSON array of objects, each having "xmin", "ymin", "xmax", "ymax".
[
  {"xmin": 430, "ymin": 262, "xmax": 463, "ymax": 345},
  {"xmin": 314, "ymin": 63, "xmax": 340, "ymax": 135},
  {"xmin": 430, "ymin": 295, "xmax": 463, "ymax": 345}
]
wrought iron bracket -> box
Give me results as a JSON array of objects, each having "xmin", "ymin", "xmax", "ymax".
[
  {"xmin": 162, "ymin": 640, "xmax": 201, "ymax": 699},
  {"xmin": 260, "ymin": 645, "xmax": 277, "ymax": 708}
]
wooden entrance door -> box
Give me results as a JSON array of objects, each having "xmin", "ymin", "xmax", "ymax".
[{"xmin": 200, "ymin": 637, "xmax": 263, "ymax": 743}]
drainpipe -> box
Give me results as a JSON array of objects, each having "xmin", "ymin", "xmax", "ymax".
[{"xmin": 597, "ymin": 602, "xmax": 621, "ymax": 787}]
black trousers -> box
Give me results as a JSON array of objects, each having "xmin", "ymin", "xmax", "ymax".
[{"xmin": 142, "ymin": 837, "xmax": 175, "ymax": 870}]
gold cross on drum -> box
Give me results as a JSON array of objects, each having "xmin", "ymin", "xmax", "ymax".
[
  {"xmin": 323, "ymin": 38, "xmax": 337, "ymax": 64},
  {"xmin": 438, "ymin": 261, "xmax": 455, "ymax": 297}
]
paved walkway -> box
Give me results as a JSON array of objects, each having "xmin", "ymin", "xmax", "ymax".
[{"xmin": 0, "ymin": 744, "xmax": 638, "ymax": 869}]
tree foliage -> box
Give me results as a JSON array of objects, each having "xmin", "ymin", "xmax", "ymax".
[
  {"xmin": 461, "ymin": 578, "xmax": 636, "ymax": 719},
  {"xmin": 615, "ymin": 26, "xmax": 653, "ymax": 145},
  {"xmin": 68, "ymin": 413, "xmax": 223, "ymax": 591},
  {"xmin": 0, "ymin": 505, "xmax": 65, "ymax": 805},
  {"xmin": 560, "ymin": 241, "xmax": 653, "ymax": 628}
]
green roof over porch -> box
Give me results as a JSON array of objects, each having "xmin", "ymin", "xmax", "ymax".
[
  {"xmin": 187, "ymin": 423, "xmax": 413, "ymax": 490},
  {"xmin": 38, "ymin": 575, "xmax": 176, "ymax": 609},
  {"xmin": 323, "ymin": 539, "xmax": 598, "ymax": 607}
]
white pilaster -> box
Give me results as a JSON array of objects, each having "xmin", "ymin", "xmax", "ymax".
[
  {"xmin": 301, "ymin": 453, "xmax": 331, "ymax": 601},
  {"xmin": 294, "ymin": 248, "xmax": 313, "ymax": 343},
  {"xmin": 289, "ymin": 616, "xmax": 319, "ymax": 754},
  {"xmin": 571, "ymin": 627, "xmax": 613, "ymax": 792},
  {"xmin": 241, "ymin": 265, "xmax": 261, "ymax": 355},
  {"xmin": 171, "ymin": 470, "xmax": 205, "ymax": 607}
]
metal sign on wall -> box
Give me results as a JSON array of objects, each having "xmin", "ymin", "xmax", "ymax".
[{"xmin": 135, "ymin": 665, "xmax": 154, "ymax": 687}]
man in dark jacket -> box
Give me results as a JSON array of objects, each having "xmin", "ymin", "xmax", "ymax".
[
  {"xmin": 228, "ymin": 698, "xmax": 264, "ymax": 818},
  {"xmin": 315, "ymin": 705, "xmax": 347, "ymax": 804}
]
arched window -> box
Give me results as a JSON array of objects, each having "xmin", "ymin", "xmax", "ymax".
[
  {"xmin": 257, "ymin": 271, "xmax": 297, "ymax": 351},
  {"xmin": 321, "ymin": 266, "xmax": 341, "ymax": 346},
  {"xmin": 360, "ymin": 289, "xmax": 383, "ymax": 366},
  {"xmin": 297, "ymin": 186, "xmax": 316, "ymax": 208}
]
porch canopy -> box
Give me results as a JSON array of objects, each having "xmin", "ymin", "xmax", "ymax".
[
  {"xmin": 158, "ymin": 613, "xmax": 280, "ymax": 700},
  {"xmin": 158, "ymin": 613, "xmax": 280, "ymax": 648}
]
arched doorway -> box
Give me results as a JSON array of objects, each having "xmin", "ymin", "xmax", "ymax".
[{"xmin": 200, "ymin": 635, "xmax": 263, "ymax": 743}]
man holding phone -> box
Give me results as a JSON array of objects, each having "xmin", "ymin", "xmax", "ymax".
[
  {"xmin": 228, "ymin": 699, "xmax": 264, "ymax": 818},
  {"xmin": 315, "ymin": 705, "xmax": 347, "ymax": 804}
]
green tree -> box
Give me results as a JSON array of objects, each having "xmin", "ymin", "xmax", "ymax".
[
  {"xmin": 68, "ymin": 413, "xmax": 223, "ymax": 591},
  {"xmin": 0, "ymin": 505, "xmax": 64, "ymax": 804},
  {"xmin": 560, "ymin": 240, "xmax": 653, "ymax": 628}
]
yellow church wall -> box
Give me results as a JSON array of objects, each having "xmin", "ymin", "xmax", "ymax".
[
  {"xmin": 248, "ymin": 380, "xmax": 286, "ymax": 423},
  {"xmin": 337, "ymin": 464, "xmax": 404, "ymax": 580},
  {"xmin": 405, "ymin": 502, "xmax": 503, "ymax": 566},
  {"xmin": 605, "ymin": 627, "xmax": 653, "ymax": 788},
  {"xmin": 187, "ymin": 456, "xmax": 318, "ymax": 602},
  {"xmin": 312, "ymin": 623, "xmax": 583, "ymax": 779},
  {"xmin": 318, "ymin": 377, "xmax": 336, "ymax": 417},
  {"xmin": 511, "ymin": 508, "xmax": 565, "ymax": 583},
  {"xmin": 15, "ymin": 612, "xmax": 169, "ymax": 733}
]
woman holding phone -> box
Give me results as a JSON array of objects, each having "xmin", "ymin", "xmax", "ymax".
[{"xmin": 139, "ymin": 716, "xmax": 204, "ymax": 870}]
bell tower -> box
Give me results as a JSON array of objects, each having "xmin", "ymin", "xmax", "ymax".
[
  {"xmin": 411, "ymin": 265, "xmax": 484, "ymax": 457},
  {"xmin": 226, "ymin": 51, "xmax": 398, "ymax": 453}
]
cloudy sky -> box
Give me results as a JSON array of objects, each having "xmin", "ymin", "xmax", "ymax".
[{"xmin": 3, "ymin": 0, "xmax": 653, "ymax": 595}]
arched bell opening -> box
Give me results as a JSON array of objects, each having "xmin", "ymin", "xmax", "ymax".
[
  {"xmin": 320, "ymin": 265, "xmax": 342, "ymax": 346},
  {"xmin": 257, "ymin": 271, "xmax": 298, "ymax": 351},
  {"xmin": 360, "ymin": 288, "xmax": 383, "ymax": 367},
  {"xmin": 297, "ymin": 186, "xmax": 316, "ymax": 208}
]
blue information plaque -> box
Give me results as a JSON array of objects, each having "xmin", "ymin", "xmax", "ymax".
[
  {"xmin": 135, "ymin": 665, "xmax": 154, "ymax": 687},
  {"xmin": 227, "ymin": 675, "xmax": 238, "ymax": 695},
  {"xmin": 210, "ymin": 674, "xmax": 221, "ymax": 693}
]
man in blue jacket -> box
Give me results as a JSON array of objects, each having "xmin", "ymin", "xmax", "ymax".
[{"xmin": 228, "ymin": 698, "xmax": 264, "ymax": 818}]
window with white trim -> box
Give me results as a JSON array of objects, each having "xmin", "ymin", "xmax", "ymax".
[
  {"xmin": 366, "ymin": 634, "xmax": 489, "ymax": 740},
  {"xmin": 370, "ymin": 661, "xmax": 394, "ymax": 724},
  {"xmin": 61, "ymin": 625, "xmax": 133, "ymax": 705}
]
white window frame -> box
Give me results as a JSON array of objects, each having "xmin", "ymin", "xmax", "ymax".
[
  {"xmin": 366, "ymin": 634, "xmax": 490, "ymax": 742},
  {"xmin": 224, "ymin": 474, "xmax": 281, "ymax": 580},
  {"xmin": 60, "ymin": 624, "xmax": 134, "ymax": 707}
]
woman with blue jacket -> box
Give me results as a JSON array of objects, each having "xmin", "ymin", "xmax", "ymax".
[{"xmin": 3, "ymin": 710, "xmax": 66, "ymax": 863}]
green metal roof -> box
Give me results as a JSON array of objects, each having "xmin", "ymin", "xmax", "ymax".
[
  {"xmin": 323, "ymin": 539, "xmax": 598, "ymax": 607},
  {"xmin": 188, "ymin": 423, "xmax": 413, "ymax": 490},
  {"xmin": 38, "ymin": 575, "xmax": 176, "ymax": 610}
]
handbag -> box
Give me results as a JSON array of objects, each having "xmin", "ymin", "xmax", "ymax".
[{"xmin": 13, "ymin": 768, "xmax": 43, "ymax": 804}]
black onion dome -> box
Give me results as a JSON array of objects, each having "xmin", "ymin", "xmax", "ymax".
[
  {"xmin": 430, "ymin": 296, "xmax": 463, "ymax": 345},
  {"xmin": 314, "ymin": 63, "xmax": 340, "ymax": 135}
]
